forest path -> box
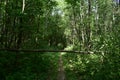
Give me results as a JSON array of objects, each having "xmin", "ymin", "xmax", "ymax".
[{"xmin": 57, "ymin": 53, "xmax": 66, "ymax": 80}]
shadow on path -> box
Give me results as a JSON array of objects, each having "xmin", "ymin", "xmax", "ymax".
[{"xmin": 57, "ymin": 53, "xmax": 65, "ymax": 80}]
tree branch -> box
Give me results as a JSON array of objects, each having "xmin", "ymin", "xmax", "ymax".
[{"xmin": 0, "ymin": 48, "xmax": 106, "ymax": 54}]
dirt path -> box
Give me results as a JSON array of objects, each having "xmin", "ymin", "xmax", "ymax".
[{"xmin": 57, "ymin": 53, "xmax": 65, "ymax": 80}]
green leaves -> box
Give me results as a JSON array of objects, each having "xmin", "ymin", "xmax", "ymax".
[{"xmin": 0, "ymin": 0, "xmax": 120, "ymax": 79}]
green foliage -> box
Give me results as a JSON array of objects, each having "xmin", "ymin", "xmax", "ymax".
[
  {"xmin": 0, "ymin": 51, "xmax": 59, "ymax": 80},
  {"xmin": 0, "ymin": 0, "xmax": 120, "ymax": 79}
]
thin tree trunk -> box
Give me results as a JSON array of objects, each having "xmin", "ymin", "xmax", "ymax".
[
  {"xmin": 22, "ymin": 0, "xmax": 25, "ymax": 13},
  {"xmin": 86, "ymin": 0, "xmax": 91, "ymax": 50}
]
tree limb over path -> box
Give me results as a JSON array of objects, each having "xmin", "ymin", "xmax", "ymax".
[{"xmin": 0, "ymin": 49, "xmax": 107, "ymax": 54}]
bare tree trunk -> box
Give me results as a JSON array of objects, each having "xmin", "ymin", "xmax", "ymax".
[
  {"xmin": 86, "ymin": 0, "xmax": 91, "ymax": 50},
  {"xmin": 22, "ymin": 0, "xmax": 25, "ymax": 13}
]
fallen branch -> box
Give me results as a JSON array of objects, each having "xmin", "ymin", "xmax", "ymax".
[{"xmin": 0, "ymin": 48, "xmax": 106, "ymax": 54}]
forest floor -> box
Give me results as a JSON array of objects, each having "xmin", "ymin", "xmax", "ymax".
[{"xmin": 57, "ymin": 53, "xmax": 66, "ymax": 80}]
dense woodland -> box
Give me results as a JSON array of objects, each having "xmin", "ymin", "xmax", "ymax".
[{"xmin": 0, "ymin": 0, "xmax": 120, "ymax": 80}]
